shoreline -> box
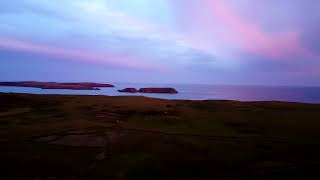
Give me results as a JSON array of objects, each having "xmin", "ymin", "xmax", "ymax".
[
  {"xmin": 2, "ymin": 83, "xmax": 320, "ymax": 104},
  {"xmin": 0, "ymin": 92, "xmax": 319, "ymax": 105}
]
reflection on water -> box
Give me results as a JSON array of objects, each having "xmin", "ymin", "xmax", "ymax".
[{"xmin": 1, "ymin": 83, "xmax": 320, "ymax": 104}]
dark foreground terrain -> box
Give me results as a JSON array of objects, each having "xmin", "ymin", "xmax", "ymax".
[{"xmin": 1, "ymin": 93, "xmax": 320, "ymax": 179}]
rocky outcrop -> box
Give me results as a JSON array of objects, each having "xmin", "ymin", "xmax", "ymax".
[
  {"xmin": 118, "ymin": 88, "xmax": 138, "ymax": 93},
  {"xmin": 0, "ymin": 81, "xmax": 114, "ymax": 90},
  {"xmin": 139, "ymin": 88, "xmax": 178, "ymax": 94},
  {"xmin": 117, "ymin": 87, "xmax": 178, "ymax": 94}
]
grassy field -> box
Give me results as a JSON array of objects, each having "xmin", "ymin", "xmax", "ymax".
[{"xmin": 1, "ymin": 93, "xmax": 320, "ymax": 179}]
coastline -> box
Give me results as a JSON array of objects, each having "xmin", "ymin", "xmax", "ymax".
[
  {"xmin": 0, "ymin": 91, "xmax": 319, "ymax": 105},
  {"xmin": 2, "ymin": 82, "xmax": 320, "ymax": 104}
]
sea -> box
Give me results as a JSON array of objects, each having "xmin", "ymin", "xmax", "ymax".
[{"xmin": 1, "ymin": 83, "xmax": 320, "ymax": 104}]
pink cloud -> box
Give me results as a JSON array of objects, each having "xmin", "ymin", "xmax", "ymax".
[
  {"xmin": 205, "ymin": 0, "xmax": 308, "ymax": 58},
  {"xmin": 0, "ymin": 37, "xmax": 160, "ymax": 70},
  {"xmin": 174, "ymin": 0, "xmax": 312, "ymax": 59}
]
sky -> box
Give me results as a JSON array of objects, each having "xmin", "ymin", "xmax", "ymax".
[{"xmin": 0, "ymin": 0, "xmax": 319, "ymax": 86}]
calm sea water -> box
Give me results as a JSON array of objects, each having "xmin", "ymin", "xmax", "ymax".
[{"xmin": 0, "ymin": 83, "xmax": 320, "ymax": 104}]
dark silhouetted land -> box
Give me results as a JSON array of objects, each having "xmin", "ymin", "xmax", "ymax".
[
  {"xmin": 1, "ymin": 93, "xmax": 320, "ymax": 179},
  {"xmin": 0, "ymin": 81, "xmax": 114, "ymax": 90}
]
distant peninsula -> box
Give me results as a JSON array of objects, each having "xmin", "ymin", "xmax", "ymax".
[{"xmin": 0, "ymin": 81, "xmax": 114, "ymax": 90}]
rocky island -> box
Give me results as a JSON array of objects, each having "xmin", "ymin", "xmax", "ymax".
[
  {"xmin": 0, "ymin": 81, "xmax": 114, "ymax": 90},
  {"xmin": 139, "ymin": 87, "xmax": 178, "ymax": 94},
  {"xmin": 118, "ymin": 87, "xmax": 178, "ymax": 94},
  {"xmin": 118, "ymin": 88, "xmax": 139, "ymax": 93}
]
